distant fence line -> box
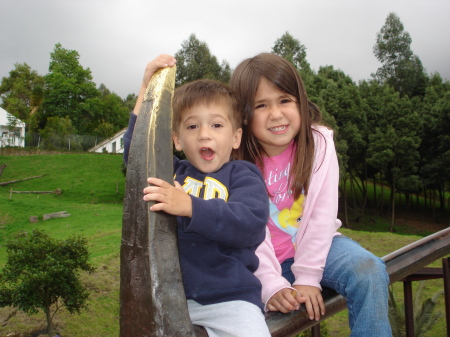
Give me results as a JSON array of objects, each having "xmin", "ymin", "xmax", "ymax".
[{"xmin": 24, "ymin": 133, "xmax": 106, "ymax": 152}]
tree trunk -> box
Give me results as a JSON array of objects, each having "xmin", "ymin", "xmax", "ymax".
[
  {"xmin": 0, "ymin": 163, "xmax": 7, "ymax": 177},
  {"xmin": 341, "ymin": 175, "xmax": 350, "ymax": 228},
  {"xmin": 390, "ymin": 179, "xmax": 396, "ymax": 233},
  {"xmin": 0, "ymin": 175, "xmax": 43, "ymax": 186},
  {"xmin": 380, "ymin": 174, "xmax": 385, "ymax": 215},
  {"xmin": 43, "ymin": 211, "xmax": 70, "ymax": 220},
  {"xmin": 432, "ymin": 189, "xmax": 436, "ymax": 222},
  {"xmin": 373, "ymin": 176, "xmax": 377, "ymax": 209},
  {"xmin": 45, "ymin": 308, "xmax": 53, "ymax": 337}
]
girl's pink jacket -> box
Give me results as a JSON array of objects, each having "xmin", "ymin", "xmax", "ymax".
[{"xmin": 254, "ymin": 125, "xmax": 342, "ymax": 309}]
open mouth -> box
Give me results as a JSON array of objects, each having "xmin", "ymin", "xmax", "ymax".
[{"xmin": 200, "ymin": 147, "xmax": 215, "ymax": 160}]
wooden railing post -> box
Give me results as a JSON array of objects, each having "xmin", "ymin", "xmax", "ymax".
[
  {"xmin": 403, "ymin": 280, "xmax": 415, "ymax": 337},
  {"xmin": 120, "ymin": 66, "xmax": 196, "ymax": 337},
  {"xmin": 443, "ymin": 258, "xmax": 450, "ymax": 336}
]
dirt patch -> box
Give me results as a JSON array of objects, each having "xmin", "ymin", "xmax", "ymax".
[
  {"xmin": 0, "ymin": 147, "xmax": 67, "ymax": 156},
  {"xmin": 392, "ymin": 209, "xmax": 448, "ymax": 236}
]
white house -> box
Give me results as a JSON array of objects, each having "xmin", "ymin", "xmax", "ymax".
[
  {"xmin": 88, "ymin": 128, "xmax": 127, "ymax": 153},
  {"xmin": 0, "ymin": 107, "xmax": 26, "ymax": 148}
]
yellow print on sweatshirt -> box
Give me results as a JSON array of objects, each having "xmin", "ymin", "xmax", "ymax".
[{"xmin": 181, "ymin": 176, "xmax": 228, "ymax": 201}]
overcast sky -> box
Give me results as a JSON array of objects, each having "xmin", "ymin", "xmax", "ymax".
[{"xmin": 1, "ymin": 0, "xmax": 449, "ymax": 99}]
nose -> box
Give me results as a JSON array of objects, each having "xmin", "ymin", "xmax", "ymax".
[
  {"xmin": 269, "ymin": 105, "xmax": 283, "ymax": 120},
  {"xmin": 198, "ymin": 125, "xmax": 211, "ymax": 140}
]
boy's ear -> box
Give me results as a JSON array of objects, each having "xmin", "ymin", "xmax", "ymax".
[
  {"xmin": 232, "ymin": 128, "xmax": 243, "ymax": 149},
  {"xmin": 172, "ymin": 132, "xmax": 183, "ymax": 152}
]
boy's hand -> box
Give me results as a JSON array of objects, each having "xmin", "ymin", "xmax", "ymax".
[
  {"xmin": 141, "ymin": 54, "xmax": 176, "ymax": 92},
  {"xmin": 143, "ymin": 177, "xmax": 192, "ymax": 217},
  {"xmin": 293, "ymin": 285, "xmax": 325, "ymax": 321},
  {"xmin": 134, "ymin": 54, "xmax": 176, "ymax": 115},
  {"xmin": 267, "ymin": 288, "xmax": 306, "ymax": 313}
]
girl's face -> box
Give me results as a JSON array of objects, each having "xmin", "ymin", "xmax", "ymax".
[{"xmin": 251, "ymin": 77, "xmax": 301, "ymax": 157}]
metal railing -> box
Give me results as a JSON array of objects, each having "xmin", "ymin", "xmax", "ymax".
[{"xmin": 264, "ymin": 227, "xmax": 450, "ymax": 337}]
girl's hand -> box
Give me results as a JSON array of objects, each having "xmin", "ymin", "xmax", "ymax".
[
  {"xmin": 267, "ymin": 288, "xmax": 305, "ymax": 313},
  {"xmin": 134, "ymin": 54, "xmax": 176, "ymax": 115},
  {"xmin": 143, "ymin": 177, "xmax": 192, "ymax": 217},
  {"xmin": 293, "ymin": 285, "xmax": 325, "ymax": 321}
]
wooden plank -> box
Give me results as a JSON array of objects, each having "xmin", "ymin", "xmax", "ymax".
[{"xmin": 0, "ymin": 175, "xmax": 44, "ymax": 186}]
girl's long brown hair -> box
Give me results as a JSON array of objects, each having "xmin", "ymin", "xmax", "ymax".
[{"xmin": 230, "ymin": 53, "xmax": 322, "ymax": 198}]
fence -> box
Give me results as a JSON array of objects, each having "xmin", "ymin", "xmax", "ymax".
[{"xmin": 24, "ymin": 133, "xmax": 105, "ymax": 152}]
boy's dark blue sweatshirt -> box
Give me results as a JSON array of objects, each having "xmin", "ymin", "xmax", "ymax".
[{"xmin": 123, "ymin": 113, "xmax": 269, "ymax": 311}]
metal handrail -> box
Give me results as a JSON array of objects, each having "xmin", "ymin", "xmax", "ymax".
[{"xmin": 265, "ymin": 227, "xmax": 450, "ymax": 337}]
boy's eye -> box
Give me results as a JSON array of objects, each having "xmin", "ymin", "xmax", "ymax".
[
  {"xmin": 212, "ymin": 123, "xmax": 223, "ymax": 128},
  {"xmin": 187, "ymin": 125, "xmax": 198, "ymax": 129}
]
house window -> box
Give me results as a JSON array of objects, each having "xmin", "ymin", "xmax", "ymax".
[
  {"xmin": 112, "ymin": 141, "xmax": 116, "ymax": 153},
  {"xmin": 120, "ymin": 137, "xmax": 124, "ymax": 149}
]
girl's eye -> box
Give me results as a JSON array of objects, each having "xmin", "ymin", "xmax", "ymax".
[
  {"xmin": 280, "ymin": 98, "xmax": 291, "ymax": 104},
  {"xmin": 187, "ymin": 125, "xmax": 198, "ymax": 130},
  {"xmin": 212, "ymin": 123, "xmax": 223, "ymax": 128},
  {"xmin": 255, "ymin": 104, "xmax": 266, "ymax": 109}
]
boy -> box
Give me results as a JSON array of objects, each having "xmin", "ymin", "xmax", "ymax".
[{"xmin": 123, "ymin": 55, "xmax": 271, "ymax": 337}]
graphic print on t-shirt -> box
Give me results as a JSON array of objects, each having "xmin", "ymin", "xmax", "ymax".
[
  {"xmin": 265, "ymin": 157, "xmax": 305, "ymax": 248},
  {"xmin": 269, "ymin": 195, "xmax": 304, "ymax": 244}
]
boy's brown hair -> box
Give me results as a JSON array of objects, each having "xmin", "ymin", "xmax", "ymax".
[{"xmin": 172, "ymin": 79, "xmax": 242, "ymax": 133}]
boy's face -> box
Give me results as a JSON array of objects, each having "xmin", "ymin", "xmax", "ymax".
[{"xmin": 173, "ymin": 102, "xmax": 242, "ymax": 173}]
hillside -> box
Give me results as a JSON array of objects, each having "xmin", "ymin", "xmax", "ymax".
[{"xmin": 0, "ymin": 153, "xmax": 447, "ymax": 336}]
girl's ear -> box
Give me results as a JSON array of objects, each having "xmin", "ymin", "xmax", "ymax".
[
  {"xmin": 232, "ymin": 128, "xmax": 243, "ymax": 149},
  {"xmin": 172, "ymin": 132, "xmax": 183, "ymax": 152}
]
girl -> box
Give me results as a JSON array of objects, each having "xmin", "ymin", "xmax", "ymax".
[{"xmin": 230, "ymin": 53, "xmax": 392, "ymax": 336}]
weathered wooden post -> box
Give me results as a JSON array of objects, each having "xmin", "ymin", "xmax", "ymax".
[{"xmin": 120, "ymin": 66, "xmax": 196, "ymax": 336}]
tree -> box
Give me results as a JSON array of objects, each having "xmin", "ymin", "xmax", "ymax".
[
  {"xmin": 418, "ymin": 73, "xmax": 450, "ymax": 215},
  {"xmin": 43, "ymin": 43, "xmax": 99, "ymax": 133},
  {"xmin": 373, "ymin": 13, "xmax": 428, "ymax": 98},
  {"xmin": 39, "ymin": 116, "xmax": 78, "ymax": 150},
  {"xmin": 123, "ymin": 93, "xmax": 137, "ymax": 112},
  {"xmin": 174, "ymin": 34, "xmax": 231, "ymax": 86},
  {"xmin": 0, "ymin": 229, "xmax": 95, "ymax": 337},
  {"xmin": 0, "ymin": 63, "xmax": 45, "ymax": 130},
  {"xmin": 309, "ymin": 66, "xmax": 367, "ymax": 225},
  {"xmin": 272, "ymin": 32, "xmax": 311, "ymax": 74},
  {"xmin": 365, "ymin": 85, "xmax": 421, "ymax": 231}
]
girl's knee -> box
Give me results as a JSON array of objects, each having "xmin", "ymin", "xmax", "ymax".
[{"xmin": 353, "ymin": 254, "xmax": 389, "ymax": 286}]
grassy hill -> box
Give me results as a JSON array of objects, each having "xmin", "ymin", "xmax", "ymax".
[{"xmin": 0, "ymin": 153, "xmax": 447, "ymax": 336}]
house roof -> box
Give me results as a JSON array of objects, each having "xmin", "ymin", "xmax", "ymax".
[
  {"xmin": 88, "ymin": 127, "xmax": 127, "ymax": 152},
  {"xmin": 0, "ymin": 107, "xmax": 26, "ymax": 128}
]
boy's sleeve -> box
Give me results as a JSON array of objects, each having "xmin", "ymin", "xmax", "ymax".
[
  {"xmin": 181, "ymin": 163, "xmax": 269, "ymax": 248},
  {"xmin": 123, "ymin": 112, "xmax": 138, "ymax": 166}
]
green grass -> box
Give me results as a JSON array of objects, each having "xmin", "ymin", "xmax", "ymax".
[
  {"xmin": 0, "ymin": 154, "xmax": 448, "ymax": 336},
  {"xmin": 0, "ymin": 153, "xmax": 124, "ymax": 337}
]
